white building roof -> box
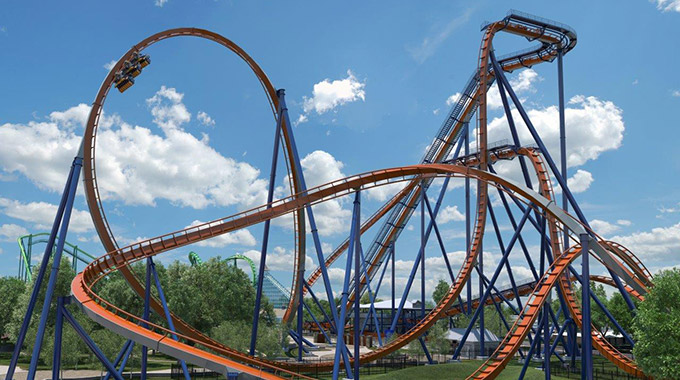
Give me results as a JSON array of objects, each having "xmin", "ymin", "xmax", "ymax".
[
  {"xmin": 446, "ymin": 328, "xmax": 501, "ymax": 343},
  {"xmin": 359, "ymin": 298, "xmax": 420, "ymax": 310}
]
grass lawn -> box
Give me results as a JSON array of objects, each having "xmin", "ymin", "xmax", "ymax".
[
  {"xmin": 361, "ymin": 360, "xmax": 571, "ymax": 380},
  {"xmin": 0, "ymin": 352, "xmax": 174, "ymax": 371}
]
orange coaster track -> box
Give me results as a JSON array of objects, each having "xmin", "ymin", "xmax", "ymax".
[{"xmin": 67, "ymin": 10, "xmax": 652, "ymax": 380}]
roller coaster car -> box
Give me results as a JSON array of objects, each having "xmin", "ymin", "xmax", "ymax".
[
  {"xmin": 137, "ymin": 54, "xmax": 151, "ymax": 68},
  {"xmin": 114, "ymin": 74, "xmax": 135, "ymax": 93},
  {"xmin": 118, "ymin": 60, "xmax": 142, "ymax": 78}
]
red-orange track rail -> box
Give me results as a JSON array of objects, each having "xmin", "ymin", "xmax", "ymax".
[
  {"xmin": 467, "ymin": 241, "xmax": 650, "ymax": 380},
  {"xmin": 305, "ymin": 14, "xmax": 576, "ymax": 308},
  {"xmin": 73, "ymin": 19, "xmax": 649, "ymax": 380},
  {"xmin": 72, "ymin": 163, "xmax": 643, "ymax": 375}
]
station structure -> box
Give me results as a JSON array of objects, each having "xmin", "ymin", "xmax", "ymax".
[{"xmin": 5, "ymin": 10, "xmax": 654, "ymax": 380}]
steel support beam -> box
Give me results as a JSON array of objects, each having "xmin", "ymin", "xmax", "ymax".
[{"xmin": 250, "ymin": 95, "xmax": 284, "ymax": 356}]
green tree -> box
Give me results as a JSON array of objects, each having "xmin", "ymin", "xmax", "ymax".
[
  {"xmin": 632, "ymin": 268, "xmax": 680, "ymax": 379},
  {"xmin": 607, "ymin": 292, "xmax": 635, "ymax": 335},
  {"xmin": 426, "ymin": 319, "xmax": 452, "ymax": 354},
  {"xmin": 573, "ymin": 282, "xmax": 610, "ymax": 335},
  {"xmin": 432, "ymin": 279, "xmax": 449, "ymax": 305},
  {"xmin": 360, "ymin": 292, "xmax": 382, "ymax": 305},
  {"xmin": 7, "ymin": 256, "xmax": 91, "ymax": 366},
  {"xmin": 211, "ymin": 320, "xmax": 284, "ymax": 358},
  {"xmin": 303, "ymin": 297, "xmax": 332, "ymax": 324},
  {"xmin": 0, "ymin": 277, "xmax": 25, "ymax": 339},
  {"xmin": 164, "ymin": 256, "xmax": 276, "ymax": 333}
]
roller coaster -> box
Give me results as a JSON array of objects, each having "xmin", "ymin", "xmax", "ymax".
[{"xmin": 5, "ymin": 9, "xmax": 655, "ymax": 380}]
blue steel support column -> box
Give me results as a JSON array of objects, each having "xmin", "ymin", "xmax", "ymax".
[
  {"xmin": 297, "ymin": 264, "xmax": 304, "ymax": 361},
  {"xmin": 104, "ymin": 340, "xmax": 133, "ymax": 380},
  {"xmin": 303, "ymin": 300, "xmax": 332, "ymax": 344},
  {"xmin": 354, "ymin": 191, "xmax": 361, "ymax": 379},
  {"xmin": 52, "ymin": 296, "xmax": 65, "ymax": 380},
  {"xmin": 149, "ymin": 258, "xmax": 190, "ymax": 380},
  {"xmin": 519, "ymin": 324, "xmax": 542, "ymax": 380},
  {"xmin": 6, "ymin": 158, "xmax": 76, "ymax": 380},
  {"xmin": 332, "ymin": 192, "xmax": 360, "ymax": 380},
  {"xmin": 567, "ymin": 266, "xmax": 635, "ymax": 347},
  {"xmin": 360, "ymin": 249, "xmax": 391, "ymax": 341},
  {"xmin": 304, "ymin": 280, "xmax": 335, "ymax": 334},
  {"xmin": 452, "ymin": 206, "xmax": 532, "ymax": 360},
  {"xmin": 580, "ymin": 234, "xmax": 593, "ymax": 380},
  {"xmin": 61, "ymin": 302, "xmax": 124, "ymax": 380},
  {"xmin": 423, "ymin": 195, "xmax": 455, "ymax": 283},
  {"xmin": 490, "ymin": 50, "xmax": 533, "ymax": 191},
  {"xmin": 277, "ymin": 89, "xmax": 342, "ymax": 330},
  {"xmin": 465, "ymin": 123, "xmax": 472, "ymax": 315},
  {"xmin": 27, "ymin": 155, "xmax": 83, "ymax": 380},
  {"xmin": 357, "ymin": 244, "xmax": 384, "ymax": 346},
  {"xmin": 141, "ymin": 258, "xmax": 152, "ymax": 380},
  {"xmin": 388, "ymin": 177, "xmax": 451, "ymax": 334},
  {"xmin": 493, "ymin": 59, "xmax": 637, "ymax": 312},
  {"xmin": 558, "ymin": 49, "xmax": 568, "ymax": 244},
  {"xmin": 486, "ymin": 202, "xmax": 523, "ymax": 311},
  {"xmin": 391, "ymin": 242, "xmax": 395, "ymax": 334},
  {"xmin": 250, "ymin": 98, "xmax": 284, "ymax": 356},
  {"xmin": 420, "ymin": 181, "xmax": 426, "ymax": 321}
]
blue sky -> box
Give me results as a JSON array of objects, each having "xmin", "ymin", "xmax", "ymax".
[{"xmin": 1, "ymin": 0, "xmax": 679, "ymax": 301}]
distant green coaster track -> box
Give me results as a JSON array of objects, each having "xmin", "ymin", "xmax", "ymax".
[
  {"xmin": 188, "ymin": 252, "xmax": 291, "ymax": 299},
  {"xmin": 17, "ymin": 233, "xmax": 97, "ymax": 282}
]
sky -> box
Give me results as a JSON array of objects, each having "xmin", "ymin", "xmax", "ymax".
[{"xmin": 1, "ymin": 0, "xmax": 679, "ymax": 303}]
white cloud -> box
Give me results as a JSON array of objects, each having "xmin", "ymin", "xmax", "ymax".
[
  {"xmin": 446, "ymin": 93, "xmax": 461, "ymax": 106},
  {"xmin": 185, "ymin": 220, "xmax": 256, "ymax": 248},
  {"xmin": 672, "ymin": 90, "xmax": 680, "ymax": 97},
  {"xmin": 484, "ymin": 95, "xmax": 624, "ymax": 180},
  {"xmin": 0, "ymin": 223, "xmax": 29, "ymax": 241},
  {"xmin": 611, "ymin": 222, "xmax": 680, "ymax": 262},
  {"xmin": 658, "ymin": 203, "xmax": 680, "ymax": 214},
  {"xmin": 272, "ymin": 150, "xmax": 352, "ymax": 237},
  {"xmin": 445, "ymin": 69, "xmax": 540, "ymax": 110},
  {"xmin": 616, "ymin": 219, "xmax": 632, "ymax": 227},
  {"xmin": 438, "ymin": 205, "xmax": 465, "ymax": 224},
  {"xmin": 590, "ymin": 219, "xmax": 621, "ymax": 236},
  {"xmin": 197, "ymin": 111, "xmax": 215, "ymax": 126},
  {"xmin": 0, "ymin": 87, "xmax": 270, "ymax": 210},
  {"xmin": 407, "ymin": 9, "xmax": 473, "ymax": 63},
  {"xmin": 567, "ymin": 169, "xmax": 594, "ymax": 193},
  {"xmin": 298, "ymin": 70, "xmax": 366, "ymax": 124},
  {"xmin": 103, "ymin": 60, "xmax": 117, "ymax": 71},
  {"xmin": 295, "ymin": 114, "xmax": 308, "ymax": 125},
  {"xmin": 653, "ymin": 0, "xmax": 680, "ymax": 12},
  {"xmin": 487, "ymin": 69, "xmax": 541, "ymax": 110},
  {"xmin": 300, "ymin": 151, "xmax": 351, "ymax": 236},
  {"xmin": 155, "ymin": 0, "xmax": 168, "ymax": 7},
  {"xmin": 0, "ymin": 197, "xmax": 94, "ymax": 233},
  {"xmin": 146, "ymin": 86, "xmax": 191, "ymax": 130},
  {"xmin": 366, "ymin": 182, "xmax": 406, "ymax": 202},
  {"xmin": 241, "ymin": 246, "xmax": 314, "ymax": 272}
]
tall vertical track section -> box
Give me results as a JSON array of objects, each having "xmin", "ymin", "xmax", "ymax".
[{"xmin": 11, "ymin": 10, "xmax": 648, "ymax": 380}]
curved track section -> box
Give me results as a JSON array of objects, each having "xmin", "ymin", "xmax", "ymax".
[
  {"xmin": 467, "ymin": 242, "xmax": 649, "ymax": 380},
  {"xmin": 66, "ymin": 13, "xmax": 652, "ymax": 380},
  {"xmin": 81, "ymin": 28, "xmax": 307, "ymax": 345},
  {"xmin": 72, "ymin": 163, "xmax": 643, "ymax": 374},
  {"xmin": 305, "ymin": 11, "xmax": 577, "ymax": 307}
]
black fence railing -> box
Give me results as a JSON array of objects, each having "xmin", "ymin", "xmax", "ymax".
[
  {"xmin": 171, "ymin": 363, "xmax": 221, "ymax": 379},
  {"xmin": 550, "ymin": 361, "xmax": 642, "ymax": 380}
]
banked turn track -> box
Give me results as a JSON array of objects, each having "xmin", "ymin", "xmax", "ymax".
[{"xmin": 69, "ymin": 11, "xmax": 653, "ymax": 380}]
